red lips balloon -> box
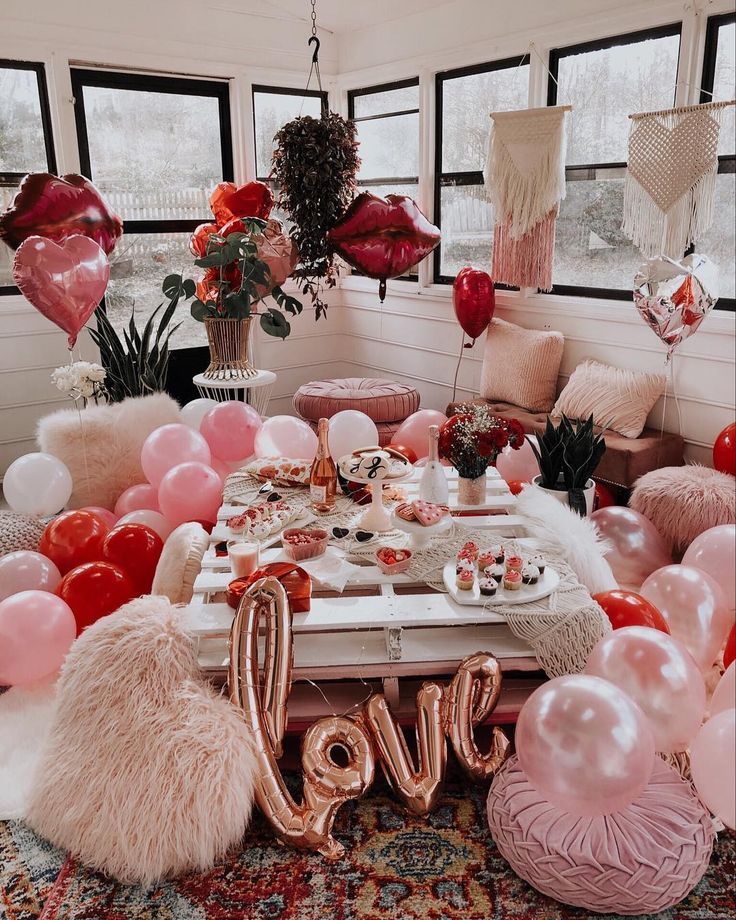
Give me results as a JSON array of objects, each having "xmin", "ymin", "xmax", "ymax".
[
  {"xmin": 209, "ymin": 181, "xmax": 274, "ymax": 226},
  {"xmin": 12, "ymin": 235, "xmax": 110, "ymax": 347},
  {"xmin": 328, "ymin": 193, "xmax": 441, "ymax": 301},
  {"xmin": 0, "ymin": 173, "xmax": 122, "ymax": 255},
  {"xmin": 453, "ymin": 266, "xmax": 495, "ymax": 345}
]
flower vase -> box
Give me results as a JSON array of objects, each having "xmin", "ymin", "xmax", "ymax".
[
  {"xmin": 203, "ymin": 317, "xmax": 257, "ymax": 380},
  {"xmin": 457, "ymin": 473, "xmax": 486, "ymax": 506}
]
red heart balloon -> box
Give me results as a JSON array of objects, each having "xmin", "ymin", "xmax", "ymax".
[
  {"xmin": 453, "ymin": 267, "xmax": 495, "ymax": 343},
  {"xmin": 0, "ymin": 173, "xmax": 122, "ymax": 255},
  {"xmin": 209, "ymin": 181, "xmax": 274, "ymax": 226},
  {"xmin": 189, "ymin": 221, "xmax": 218, "ymax": 258},
  {"xmin": 12, "ymin": 235, "xmax": 109, "ymax": 347}
]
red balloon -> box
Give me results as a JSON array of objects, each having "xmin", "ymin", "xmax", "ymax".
[
  {"xmin": 13, "ymin": 235, "xmax": 109, "ymax": 348},
  {"xmin": 506, "ymin": 479, "xmax": 524, "ymax": 495},
  {"xmin": 594, "ymin": 481, "xmax": 617, "ymax": 510},
  {"xmin": 0, "ymin": 173, "xmax": 122, "ymax": 254},
  {"xmin": 724, "ymin": 624, "xmax": 736, "ymax": 670},
  {"xmin": 58, "ymin": 561, "xmax": 136, "ymax": 633},
  {"xmin": 102, "ymin": 524, "xmax": 163, "ymax": 595},
  {"xmin": 713, "ymin": 423, "xmax": 736, "ymax": 476},
  {"xmin": 39, "ymin": 510, "xmax": 110, "ymax": 576},
  {"xmin": 209, "ymin": 181, "xmax": 273, "ymax": 226},
  {"xmin": 592, "ymin": 590, "xmax": 671, "ymax": 633},
  {"xmin": 189, "ymin": 221, "xmax": 218, "ymax": 257},
  {"xmin": 328, "ymin": 193, "xmax": 440, "ymax": 301},
  {"xmin": 384, "ymin": 443, "xmax": 419, "ymax": 465},
  {"xmin": 452, "ymin": 266, "xmax": 495, "ymax": 342}
]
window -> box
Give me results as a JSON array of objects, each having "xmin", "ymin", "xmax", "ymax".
[
  {"xmin": 0, "ymin": 60, "xmax": 56, "ymax": 292},
  {"xmin": 548, "ymin": 25, "xmax": 681, "ymax": 298},
  {"xmin": 252, "ymin": 85, "xmax": 326, "ymax": 183},
  {"xmin": 699, "ymin": 12, "xmax": 735, "ymax": 309},
  {"xmin": 71, "ymin": 68, "xmax": 233, "ymax": 350},
  {"xmin": 434, "ymin": 57, "xmax": 530, "ymax": 282}
]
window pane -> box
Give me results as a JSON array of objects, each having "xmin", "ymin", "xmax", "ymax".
[
  {"xmin": 352, "ymin": 83, "xmax": 419, "ymax": 118},
  {"xmin": 712, "ymin": 22, "xmax": 735, "ymax": 156},
  {"xmin": 81, "ymin": 84, "xmax": 224, "ymax": 220},
  {"xmin": 253, "ymin": 91, "xmax": 322, "ymax": 179},
  {"xmin": 439, "ymin": 184, "xmax": 494, "ymax": 277},
  {"xmin": 0, "ymin": 65, "xmax": 48, "ymax": 173},
  {"xmin": 554, "ymin": 176, "xmax": 644, "ymax": 290},
  {"xmin": 357, "ymin": 113, "xmax": 419, "ymax": 180},
  {"xmin": 701, "ymin": 171, "xmax": 735, "ymax": 300},
  {"xmin": 556, "ymin": 33, "xmax": 680, "ymax": 165},
  {"xmin": 106, "ymin": 232, "xmax": 206, "ymax": 350},
  {"xmin": 0, "ymin": 185, "xmax": 18, "ymax": 286},
  {"xmin": 442, "ymin": 64, "xmax": 529, "ymax": 173},
  {"xmin": 359, "ymin": 182, "xmax": 419, "ymax": 200}
]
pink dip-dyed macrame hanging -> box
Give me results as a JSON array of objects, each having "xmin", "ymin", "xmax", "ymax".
[{"xmin": 484, "ymin": 105, "xmax": 570, "ymax": 291}]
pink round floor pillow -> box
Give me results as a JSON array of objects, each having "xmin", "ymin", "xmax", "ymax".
[
  {"xmin": 293, "ymin": 377, "xmax": 420, "ymax": 424},
  {"xmin": 487, "ymin": 755, "xmax": 714, "ymax": 916}
]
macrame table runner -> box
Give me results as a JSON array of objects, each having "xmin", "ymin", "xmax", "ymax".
[
  {"xmin": 224, "ymin": 472, "xmax": 610, "ymax": 678},
  {"xmin": 484, "ymin": 105, "xmax": 569, "ymax": 291},
  {"xmin": 622, "ymin": 99, "xmax": 736, "ymax": 258}
]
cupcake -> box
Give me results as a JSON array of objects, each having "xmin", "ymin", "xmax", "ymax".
[
  {"xmin": 490, "ymin": 543, "xmax": 505, "ymax": 564},
  {"xmin": 456, "ymin": 560, "xmax": 475, "ymax": 576},
  {"xmin": 503, "ymin": 570, "xmax": 522, "ymax": 591},
  {"xmin": 484, "ymin": 563, "xmax": 505, "ymax": 584},
  {"xmin": 456, "ymin": 569, "xmax": 475, "ymax": 591},
  {"xmin": 529, "ymin": 553, "xmax": 546, "ymax": 575},
  {"xmin": 521, "ymin": 563, "xmax": 540, "ymax": 585},
  {"xmin": 505, "ymin": 554, "xmax": 523, "ymax": 573},
  {"xmin": 459, "ymin": 541, "xmax": 479, "ymax": 562},
  {"xmin": 479, "ymin": 577, "xmax": 497, "ymax": 597},
  {"xmin": 478, "ymin": 550, "xmax": 496, "ymax": 571}
]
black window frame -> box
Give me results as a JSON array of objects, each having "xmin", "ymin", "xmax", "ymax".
[
  {"xmin": 252, "ymin": 83, "xmax": 328, "ymax": 184},
  {"xmin": 546, "ymin": 23, "xmax": 682, "ymax": 300},
  {"xmin": 433, "ymin": 55, "xmax": 529, "ymax": 285},
  {"xmin": 0, "ymin": 59, "xmax": 57, "ymax": 296},
  {"xmin": 348, "ymin": 76, "xmax": 420, "ymax": 282},
  {"xmin": 700, "ymin": 11, "xmax": 735, "ymax": 312}
]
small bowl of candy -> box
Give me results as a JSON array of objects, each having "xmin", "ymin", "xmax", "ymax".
[
  {"xmin": 282, "ymin": 528, "xmax": 329, "ymax": 561},
  {"xmin": 375, "ymin": 546, "xmax": 412, "ymax": 575}
]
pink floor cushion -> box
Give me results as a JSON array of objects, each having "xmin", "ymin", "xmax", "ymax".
[
  {"xmin": 293, "ymin": 378, "xmax": 420, "ymax": 425},
  {"xmin": 487, "ymin": 755, "xmax": 714, "ymax": 916},
  {"xmin": 630, "ymin": 464, "xmax": 735, "ymax": 554}
]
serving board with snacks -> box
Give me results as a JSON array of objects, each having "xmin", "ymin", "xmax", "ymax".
[{"xmin": 442, "ymin": 560, "xmax": 560, "ymax": 608}]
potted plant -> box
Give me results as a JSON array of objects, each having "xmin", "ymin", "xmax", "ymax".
[
  {"xmin": 439, "ymin": 405, "xmax": 525, "ymax": 505},
  {"xmin": 527, "ymin": 414, "xmax": 607, "ymax": 516}
]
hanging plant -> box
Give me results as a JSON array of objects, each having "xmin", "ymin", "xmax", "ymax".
[{"xmin": 271, "ymin": 111, "xmax": 360, "ymax": 318}]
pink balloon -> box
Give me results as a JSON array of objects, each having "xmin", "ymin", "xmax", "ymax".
[
  {"xmin": 113, "ymin": 483, "xmax": 160, "ymax": 517},
  {"xmin": 495, "ymin": 436, "xmax": 539, "ymax": 483},
  {"xmin": 12, "ymin": 235, "xmax": 109, "ymax": 348},
  {"xmin": 200, "ymin": 401, "xmax": 262, "ymax": 461},
  {"xmin": 117, "ymin": 510, "xmax": 173, "ymax": 542},
  {"xmin": 711, "ymin": 662, "xmax": 736, "ymax": 716},
  {"xmin": 80, "ymin": 506, "xmax": 118, "ymax": 528},
  {"xmin": 254, "ymin": 415, "xmax": 318, "ymax": 460},
  {"xmin": 0, "ymin": 590, "xmax": 76, "ymax": 685},
  {"xmin": 515, "ymin": 674, "xmax": 655, "ymax": 816},
  {"xmin": 140, "ymin": 423, "xmax": 211, "ymax": 488},
  {"xmin": 327, "ymin": 411, "xmax": 379, "ymax": 460},
  {"xmin": 393, "ymin": 410, "xmax": 447, "ymax": 460},
  {"xmin": 0, "ymin": 551, "xmax": 61, "ymax": 602},
  {"xmin": 641, "ymin": 565, "xmax": 733, "ymax": 673},
  {"xmin": 157, "ymin": 462, "xmax": 222, "ymax": 527},
  {"xmin": 690, "ymin": 708, "xmax": 735, "ymax": 829},
  {"xmin": 682, "ymin": 524, "xmax": 736, "ymax": 611},
  {"xmin": 591, "ymin": 506, "xmax": 671, "ymax": 590},
  {"xmin": 585, "ymin": 626, "xmax": 706, "ymax": 753}
]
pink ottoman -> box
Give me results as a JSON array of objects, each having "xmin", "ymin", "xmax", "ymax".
[{"xmin": 293, "ymin": 378, "xmax": 420, "ymax": 446}]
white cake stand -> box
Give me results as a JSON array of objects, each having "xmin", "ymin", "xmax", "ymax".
[
  {"xmin": 391, "ymin": 508, "xmax": 452, "ymax": 549},
  {"xmin": 342, "ymin": 468, "xmax": 414, "ymax": 533}
]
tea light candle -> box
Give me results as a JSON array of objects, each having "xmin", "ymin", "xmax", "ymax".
[{"xmin": 228, "ymin": 541, "xmax": 259, "ymax": 578}]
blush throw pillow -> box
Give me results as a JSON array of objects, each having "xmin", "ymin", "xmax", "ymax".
[
  {"xmin": 480, "ymin": 319, "xmax": 564, "ymax": 413},
  {"xmin": 553, "ymin": 361, "xmax": 666, "ymax": 439}
]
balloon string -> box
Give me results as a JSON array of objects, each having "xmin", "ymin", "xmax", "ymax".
[
  {"xmin": 451, "ymin": 330, "xmax": 465, "ymax": 404},
  {"xmin": 669, "ymin": 353, "xmax": 683, "ymax": 435}
]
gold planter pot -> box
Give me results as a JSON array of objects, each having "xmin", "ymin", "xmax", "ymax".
[{"xmin": 203, "ymin": 317, "xmax": 257, "ymax": 380}]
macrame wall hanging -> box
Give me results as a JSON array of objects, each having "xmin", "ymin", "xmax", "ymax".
[
  {"xmin": 622, "ymin": 99, "xmax": 736, "ymax": 259},
  {"xmin": 484, "ymin": 105, "xmax": 570, "ymax": 291}
]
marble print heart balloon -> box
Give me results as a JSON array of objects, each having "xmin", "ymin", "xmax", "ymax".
[
  {"xmin": 0, "ymin": 173, "xmax": 123, "ymax": 254},
  {"xmin": 13, "ymin": 235, "xmax": 110, "ymax": 347},
  {"xmin": 633, "ymin": 254, "xmax": 718, "ymax": 359}
]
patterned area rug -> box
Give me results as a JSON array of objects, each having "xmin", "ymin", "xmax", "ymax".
[{"xmin": 2, "ymin": 773, "xmax": 735, "ymax": 920}]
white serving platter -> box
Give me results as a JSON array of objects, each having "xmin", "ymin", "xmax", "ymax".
[{"xmin": 442, "ymin": 560, "xmax": 560, "ymax": 607}]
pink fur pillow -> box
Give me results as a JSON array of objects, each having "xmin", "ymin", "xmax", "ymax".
[
  {"xmin": 27, "ymin": 596, "xmax": 257, "ymax": 884},
  {"xmin": 481, "ymin": 319, "xmax": 564, "ymax": 413}
]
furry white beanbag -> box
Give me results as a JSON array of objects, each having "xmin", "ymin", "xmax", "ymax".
[
  {"xmin": 516, "ymin": 485, "xmax": 617, "ymax": 594},
  {"xmin": 27, "ymin": 596, "xmax": 257, "ymax": 884},
  {"xmin": 152, "ymin": 522, "xmax": 209, "ymax": 604}
]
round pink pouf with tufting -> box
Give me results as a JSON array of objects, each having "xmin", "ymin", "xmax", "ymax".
[{"xmin": 487, "ymin": 755, "xmax": 714, "ymax": 916}]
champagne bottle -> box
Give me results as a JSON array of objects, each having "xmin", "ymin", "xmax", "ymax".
[
  {"xmin": 419, "ymin": 424, "xmax": 448, "ymax": 504},
  {"xmin": 310, "ymin": 417, "xmax": 337, "ymax": 512}
]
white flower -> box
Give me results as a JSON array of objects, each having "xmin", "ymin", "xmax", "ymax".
[
  {"xmin": 85, "ymin": 363, "xmax": 106, "ymax": 383},
  {"xmin": 77, "ymin": 379, "xmax": 96, "ymax": 398},
  {"xmin": 51, "ymin": 366, "xmax": 75, "ymax": 393}
]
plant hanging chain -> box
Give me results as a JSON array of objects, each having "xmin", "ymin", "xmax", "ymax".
[{"xmin": 304, "ymin": 0, "xmax": 327, "ymax": 116}]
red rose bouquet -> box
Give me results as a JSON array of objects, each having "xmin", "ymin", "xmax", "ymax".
[{"xmin": 439, "ymin": 404, "xmax": 525, "ymax": 479}]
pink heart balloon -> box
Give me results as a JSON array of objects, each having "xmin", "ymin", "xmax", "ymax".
[{"xmin": 12, "ymin": 234, "xmax": 109, "ymax": 348}]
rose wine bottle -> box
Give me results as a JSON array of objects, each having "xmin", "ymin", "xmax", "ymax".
[
  {"xmin": 310, "ymin": 417, "xmax": 337, "ymax": 512},
  {"xmin": 419, "ymin": 425, "xmax": 448, "ymax": 504}
]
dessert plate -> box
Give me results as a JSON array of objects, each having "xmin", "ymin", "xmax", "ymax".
[{"xmin": 442, "ymin": 561, "xmax": 560, "ymax": 606}]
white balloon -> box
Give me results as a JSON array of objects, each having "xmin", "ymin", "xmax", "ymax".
[
  {"xmin": 254, "ymin": 416, "xmax": 317, "ymax": 460},
  {"xmin": 117, "ymin": 510, "xmax": 174, "ymax": 541},
  {"xmin": 2, "ymin": 452, "xmax": 73, "ymax": 516},
  {"xmin": 328, "ymin": 411, "xmax": 379, "ymax": 461},
  {"xmin": 180, "ymin": 398, "xmax": 219, "ymax": 430}
]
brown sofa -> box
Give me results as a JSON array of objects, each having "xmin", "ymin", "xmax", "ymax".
[{"xmin": 445, "ymin": 398, "xmax": 684, "ymax": 489}]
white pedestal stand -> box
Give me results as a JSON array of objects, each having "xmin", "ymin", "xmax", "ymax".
[
  {"xmin": 192, "ymin": 369, "xmax": 276, "ymax": 416},
  {"xmin": 342, "ymin": 469, "xmax": 414, "ymax": 533},
  {"xmin": 391, "ymin": 509, "xmax": 452, "ymax": 549}
]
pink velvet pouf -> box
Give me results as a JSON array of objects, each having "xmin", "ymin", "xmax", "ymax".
[{"xmin": 487, "ymin": 755, "xmax": 714, "ymax": 916}]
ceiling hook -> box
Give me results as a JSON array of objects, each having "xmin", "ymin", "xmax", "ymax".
[{"xmin": 308, "ymin": 35, "xmax": 320, "ymax": 64}]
